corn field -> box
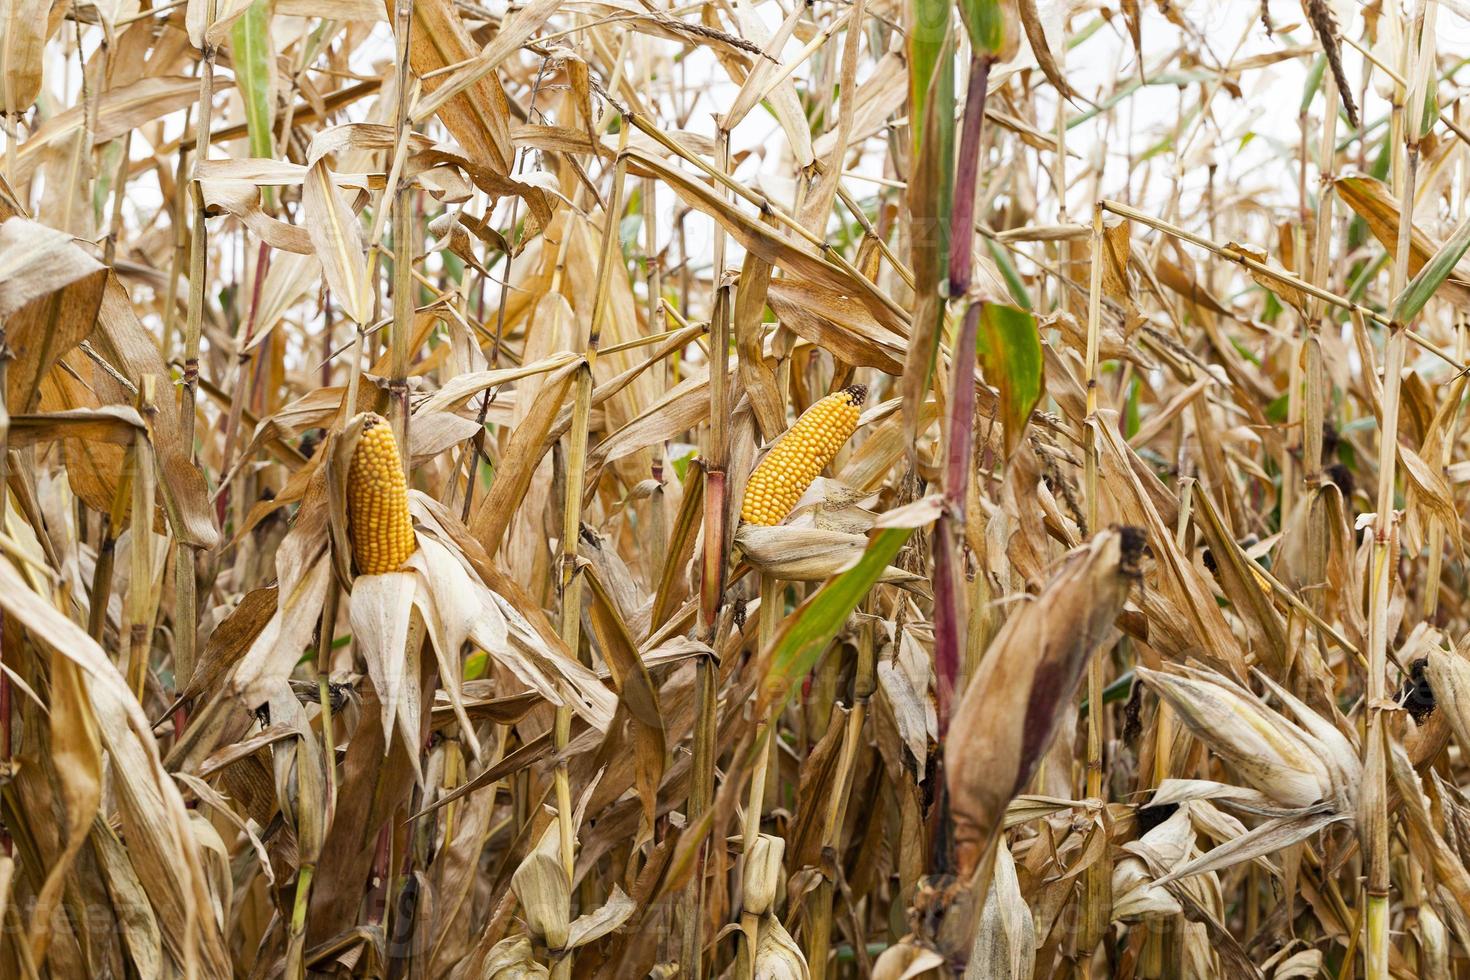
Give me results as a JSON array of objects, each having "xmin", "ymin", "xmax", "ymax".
[{"xmin": 8, "ymin": 0, "xmax": 1470, "ymax": 975}]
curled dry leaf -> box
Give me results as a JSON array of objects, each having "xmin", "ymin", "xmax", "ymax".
[
  {"xmin": 0, "ymin": 217, "xmax": 104, "ymax": 316},
  {"xmin": 511, "ymin": 821, "xmax": 571, "ymax": 950},
  {"xmin": 304, "ymin": 160, "xmax": 371, "ymax": 324}
]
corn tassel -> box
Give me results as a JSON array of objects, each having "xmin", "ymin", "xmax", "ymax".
[{"xmin": 740, "ymin": 385, "xmax": 866, "ymax": 527}]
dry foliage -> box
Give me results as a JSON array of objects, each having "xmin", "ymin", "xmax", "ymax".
[{"xmin": 5, "ymin": 0, "xmax": 1470, "ymax": 977}]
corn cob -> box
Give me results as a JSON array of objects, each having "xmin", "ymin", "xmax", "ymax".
[
  {"xmin": 348, "ymin": 414, "xmax": 417, "ymax": 574},
  {"xmin": 740, "ymin": 384, "xmax": 867, "ymax": 526}
]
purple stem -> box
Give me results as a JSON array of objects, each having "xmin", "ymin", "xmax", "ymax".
[
  {"xmin": 932, "ymin": 302, "xmax": 982, "ymax": 736},
  {"xmin": 948, "ymin": 54, "xmax": 993, "ymax": 298},
  {"xmin": 932, "ymin": 520, "xmax": 961, "ymax": 736},
  {"xmin": 933, "ymin": 52, "xmax": 992, "ymax": 735}
]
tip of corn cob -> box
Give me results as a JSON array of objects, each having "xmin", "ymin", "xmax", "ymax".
[{"xmin": 347, "ymin": 414, "xmax": 417, "ymax": 575}]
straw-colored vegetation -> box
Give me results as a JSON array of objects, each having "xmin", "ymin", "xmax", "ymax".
[{"xmin": 4, "ymin": 0, "xmax": 1470, "ymax": 975}]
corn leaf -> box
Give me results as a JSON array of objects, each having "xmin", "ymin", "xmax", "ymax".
[
  {"xmin": 758, "ymin": 526, "xmax": 912, "ymax": 713},
  {"xmin": 230, "ymin": 0, "xmax": 276, "ymax": 162},
  {"xmin": 1391, "ymin": 212, "xmax": 1470, "ymax": 322},
  {"xmin": 958, "ymin": 0, "xmax": 1019, "ymax": 60},
  {"xmin": 976, "ymin": 302, "xmax": 1042, "ymax": 460},
  {"xmin": 899, "ymin": 0, "xmax": 954, "ymax": 439}
]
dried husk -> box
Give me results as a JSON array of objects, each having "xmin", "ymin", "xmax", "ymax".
[
  {"xmin": 872, "ymin": 942, "xmax": 946, "ymax": 980},
  {"xmin": 753, "ymin": 915, "xmax": 809, "ymax": 980},
  {"xmin": 481, "ymin": 936, "xmax": 550, "ymax": 980},
  {"xmin": 1425, "ymin": 648, "xmax": 1470, "ymax": 754},
  {"xmin": 965, "ymin": 841, "xmax": 1034, "ymax": 979},
  {"xmin": 510, "ymin": 822, "xmax": 571, "ymax": 951},
  {"xmin": 742, "ymin": 833, "xmax": 786, "ymax": 916},
  {"xmin": 1135, "ymin": 666, "xmax": 1345, "ymax": 811},
  {"xmin": 946, "ymin": 527, "xmax": 1139, "ymax": 877}
]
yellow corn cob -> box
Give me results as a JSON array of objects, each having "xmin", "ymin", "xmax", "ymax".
[
  {"xmin": 348, "ymin": 414, "xmax": 417, "ymax": 574},
  {"xmin": 740, "ymin": 385, "xmax": 867, "ymax": 526}
]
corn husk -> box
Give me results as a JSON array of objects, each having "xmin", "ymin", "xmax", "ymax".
[
  {"xmin": 743, "ymin": 833, "xmax": 786, "ymax": 916},
  {"xmin": 736, "ymin": 523, "xmax": 925, "ymax": 585},
  {"xmin": 754, "ymin": 915, "xmax": 810, "ymax": 980},
  {"xmin": 482, "ymin": 937, "xmax": 551, "ymax": 980},
  {"xmin": 1136, "ymin": 665, "xmax": 1355, "ymax": 811},
  {"xmin": 1418, "ymin": 904, "xmax": 1451, "ymax": 980},
  {"xmin": 872, "ymin": 943, "xmax": 946, "ymax": 980},
  {"xmin": 1425, "ymin": 649, "xmax": 1470, "ymax": 754},
  {"xmin": 509, "ymin": 822, "xmax": 570, "ymax": 950},
  {"xmin": 1113, "ymin": 805, "xmax": 1195, "ymax": 920},
  {"xmin": 946, "ymin": 528, "xmax": 1138, "ymax": 876},
  {"xmin": 1136, "ymin": 666, "xmax": 1362, "ymax": 887},
  {"xmin": 965, "ymin": 842, "xmax": 1034, "ymax": 980}
]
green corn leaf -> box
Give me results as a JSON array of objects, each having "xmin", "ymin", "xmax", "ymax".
[
  {"xmin": 898, "ymin": 0, "xmax": 954, "ymax": 437},
  {"xmin": 957, "ymin": 0, "xmax": 1017, "ymax": 59},
  {"xmin": 1391, "ymin": 212, "xmax": 1470, "ymax": 323},
  {"xmin": 759, "ymin": 527, "xmax": 913, "ymax": 712},
  {"xmin": 985, "ymin": 237, "xmax": 1032, "ymax": 309},
  {"xmin": 231, "ymin": 0, "xmax": 276, "ymax": 162},
  {"xmin": 907, "ymin": 0, "xmax": 952, "ymax": 156},
  {"xmin": 1419, "ymin": 86, "xmax": 1439, "ymax": 142},
  {"xmin": 976, "ymin": 302, "xmax": 1042, "ymax": 459}
]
